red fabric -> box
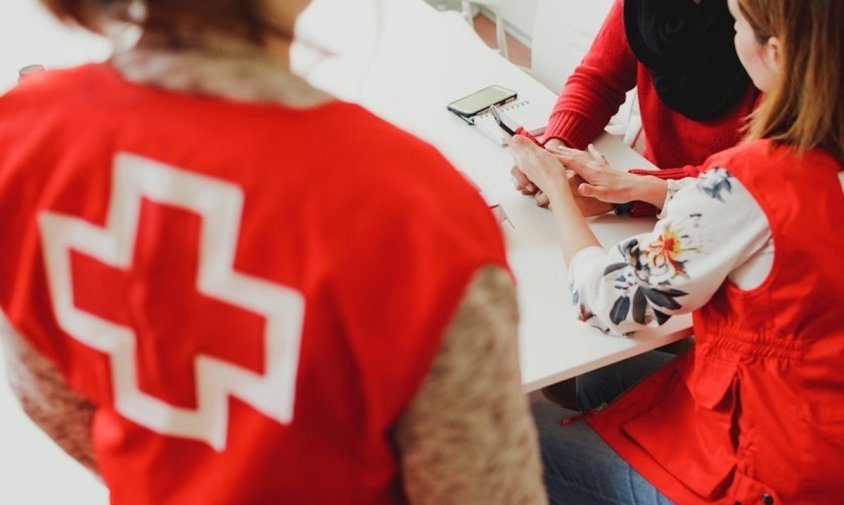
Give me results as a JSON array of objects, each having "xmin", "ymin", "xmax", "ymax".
[
  {"xmin": 588, "ymin": 141, "xmax": 844, "ymax": 505},
  {"xmin": 0, "ymin": 64, "xmax": 508, "ymax": 505},
  {"xmin": 628, "ymin": 166, "xmax": 699, "ymax": 179},
  {"xmin": 544, "ymin": 0, "xmax": 758, "ymax": 170},
  {"xmin": 514, "ymin": 127, "xmax": 542, "ymax": 146}
]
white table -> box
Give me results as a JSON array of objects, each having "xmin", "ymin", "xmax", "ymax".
[{"xmin": 293, "ymin": 0, "xmax": 692, "ymax": 391}]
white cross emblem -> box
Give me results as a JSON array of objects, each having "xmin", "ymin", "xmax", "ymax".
[{"xmin": 39, "ymin": 153, "xmax": 305, "ymax": 451}]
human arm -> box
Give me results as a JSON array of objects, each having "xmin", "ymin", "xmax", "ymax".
[
  {"xmin": 517, "ymin": 140, "xmax": 666, "ymax": 216},
  {"xmin": 0, "ymin": 318, "xmax": 99, "ymax": 474},
  {"xmin": 525, "ymin": 145, "xmax": 701, "ymax": 216},
  {"xmin": 512, "ymin": 139, "xmax": 620, "ymax": 215},
  {"xmin": 511, "ymin": 136, "xmax": 772, "ymax": 335},
  {"xmin": 395, "ymin": 266, "xmax": 547, "ymax": 505},
  {"xmin": 510, "ymin": 139, "xmax": 570, "ymax": 196},
  {"xmin": 553, "ymin": 144, "xmax": 670, "ymax": 208},
  {"xmin": 543, "ymin": 0, "xmax": 639, "ymax": 149},
  {"xmin": 510, "ymin": 136, "xmax": 602, "ymax": 263},
  {"xmin": 511, "ymin": 0, "xmax": 637, "ymax": 202}
]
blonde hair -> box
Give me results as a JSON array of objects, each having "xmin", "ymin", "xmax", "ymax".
[{"xmin": 738, "ymin": 0, "xmax": 844, "ymax": 162}]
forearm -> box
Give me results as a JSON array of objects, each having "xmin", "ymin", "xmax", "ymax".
[
  {"xmin": 396, "ymin": 266, "xmax": 547, "ymax": 505},
  {"xmin": 544, "ymin": 0, "xmax": 638, "ymax": 148},
  {"xmin": 0, "ymin": 323, "xmax": 99, "ymax": 475},
  {"xmin": 547, "ymin": 189, "xmax": 601, "ymax": 266},
  {"xmin": 630, "ymin": 175, "xmax": 669, "ymax": 208},
  {"xmin": 542, "ymin": 138, "xmax": 568, "ymax": 150}
]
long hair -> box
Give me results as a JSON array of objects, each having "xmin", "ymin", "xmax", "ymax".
[{"xmin": 738, "ymin": 0, "xmax": 844, "ymax": 162}]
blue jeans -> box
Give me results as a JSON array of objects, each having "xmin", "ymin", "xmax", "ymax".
[{"xmin": 533, "ymin": 351, "xmax": 677, "ymax": 505}]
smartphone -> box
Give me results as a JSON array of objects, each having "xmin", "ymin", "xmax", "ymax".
[{"xmin": 447, "ymin": 85, "xmax": 517, "ymax": 117}]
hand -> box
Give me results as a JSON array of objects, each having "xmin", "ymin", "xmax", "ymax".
[
  {"xmin": 567, "ymin": 173, "xmax": 614, "ymax": 216},
  {"xmin": 509, "ymin": 135, "xmax": 570, "ymax": 200},
  {"xmin": 511, "ymin": 138, "xmax": 567, "ymax": 195},
  {"xmin": 533, "ymin": 174, "xmax": 614, "ymax": 216},
  {"xmin": 543, "ymin": 138, "xmax": 567, "ymax": 151},
  {"xmin": 510, "ymin": 165, "xmax": 538, "ymax": 195},
  {"xmin": 549, "ymin": 144, "xmax": 646, "ymax": 204}
]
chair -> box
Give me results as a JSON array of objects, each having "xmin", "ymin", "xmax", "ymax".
[
  {"xmin": 461, "ymin": 0, "xmax": 509, "ymax": 59},
  {"xmin": 531, "ymin": 0, "xmax": 642, "ymax": 149}
]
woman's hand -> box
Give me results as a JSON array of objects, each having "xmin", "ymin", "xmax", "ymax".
[
  {"xmin": 534, "ymin": 173, "xmax": 614, "ymax": 216},
  {"xmin": 550, "ymin": 144, "xmax": 643, "ymax": 204},
  {"xmin": 511, "ymin": 138, "xmax": 613, "ymax": 216},
  {"xmin": 509, "ymin": 136, "xmax": 571, "ymax": 201},
  {"xmin": 547, "ymin": 144, "xmax": 668, "ymax": 208},
  {"xmin": 510, "ymin": 138, "xmax": 567, "ymax": 196},
  {"xmin": 510, "ymin": 136, "xmax": 601, "ymax": 264},
  {"xmin": 510, "ymin": 165, "xmax": 538, "ymax": 195}
]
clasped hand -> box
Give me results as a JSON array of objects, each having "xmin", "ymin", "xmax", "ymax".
[{"xmin": 510, "ymin": 137, "xmax": 643, "ymax": 215}]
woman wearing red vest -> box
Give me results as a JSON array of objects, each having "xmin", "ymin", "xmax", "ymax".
[
  {"xmin": 513, "ymin": 0, "xmax": 844, "ymax": 503},
  {"xmin": 0, "ymin": 1, "xmax": 547, "ymax": 504}
]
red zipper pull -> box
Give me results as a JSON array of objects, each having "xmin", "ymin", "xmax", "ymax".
[{"xmin": 560, "ymin": 403, "xmax": 608, "ymax": 426}]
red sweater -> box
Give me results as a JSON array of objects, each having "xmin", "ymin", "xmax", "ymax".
[{"xmin": 544, "ymin": 0, "xmax": 758, "ymax": 170}]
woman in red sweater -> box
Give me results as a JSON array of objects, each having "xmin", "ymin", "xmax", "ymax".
[
  {"xmin": 515, "ymin": 0, "xmax": 759, "ymax": 216},
  {"xmin": 514, "ymin": 0, "xmax": 844, "ymax": 503}
]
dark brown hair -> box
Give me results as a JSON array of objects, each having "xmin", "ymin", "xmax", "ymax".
[
  {"xmin": 738, "ymin": 0, "xmax": 844, "ymax": 162},
  {"xmin": 40, "ymin": 0, "xmax": 285, "ymax": 42}
]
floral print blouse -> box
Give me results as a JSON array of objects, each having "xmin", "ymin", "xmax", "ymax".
[{"xmin": 569, "ymin": 168, "xmax": 774, "ymax": 336}]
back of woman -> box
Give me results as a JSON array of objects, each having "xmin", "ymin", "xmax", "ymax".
[
  {"xmin": 0, "ymin": 61, "xmax": 489, "ymax": 503},
  {"xmin": 0, "ymin": 1, "xmax": 547, "ymax": 504}
]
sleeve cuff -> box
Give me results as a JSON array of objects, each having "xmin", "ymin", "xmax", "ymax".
[
  {"xmin": 656, "ymin": 178, "xmax": 695, "ymax": 219},
  {"xmin": 543, "ymin": 112, "xmax": 604, "ymax": 150}
]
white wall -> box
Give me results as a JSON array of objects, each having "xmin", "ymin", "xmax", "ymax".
[
  {"xmin": 499, "ymin": 0, "xmax": 539, "ymax": 42},
  {"xmin": 0, "ymin": 0, "xmax": 111, "ymax": 92},
  {"xmin": 424, "ymin": 0, "xmax": 539, "ymax": 43}
]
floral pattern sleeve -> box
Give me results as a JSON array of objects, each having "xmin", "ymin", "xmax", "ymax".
[{"xmin": 569, "ymin": 168, "xmax": 772, "ymax": 336}]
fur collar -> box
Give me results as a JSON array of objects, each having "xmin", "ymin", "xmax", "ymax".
[{"xmin": 111, "ymin": 35, "xmax": 331, "ymax": 107}]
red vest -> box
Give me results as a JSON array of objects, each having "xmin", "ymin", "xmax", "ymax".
[
  {"xmin": 589, "ymin": 141, "xmax": 844, "ymax": 505},
  {"xmin": 0, "ymin": 65, "xmax": 507, "ymax": 504}
]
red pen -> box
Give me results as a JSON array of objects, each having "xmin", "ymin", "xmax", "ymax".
[{"xmin": 489, "ymin": 105, "xmax": 543, "ymax": 146}]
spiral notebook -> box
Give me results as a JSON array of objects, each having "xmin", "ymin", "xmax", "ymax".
[{"xmin": 473, "ymin": 99, "xmax": 547, "ymax": 146}]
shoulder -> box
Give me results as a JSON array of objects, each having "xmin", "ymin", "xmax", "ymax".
[
  {"xmin": 303, "ymin": 106, "xmax": 504, "ymax": 253},
  {"xmin": 699, "ymin": 140, "xmax": 841, "ymax": 186},
  {"xmin": 701, "ymin": 139, "xmax": 774, "ymax": 164},
  {"xmin": 0, "ymin": 64, "xmax": 113, "ymax": 144},
  {"xmin": 687, "ymin": 142, "xmax": 781, "ymax": 213},
  {"xmin": 1, "ymin": 63, "xmax": 106, "ymax": 108}
]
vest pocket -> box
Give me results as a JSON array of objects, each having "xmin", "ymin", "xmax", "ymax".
[
  {"xmin": 730, "ymin": 471, "xmax": 781, "ymax": 505},
  {"xmin": 621, "ymin": 359, "xmax": 738, "ymax": 499}
]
